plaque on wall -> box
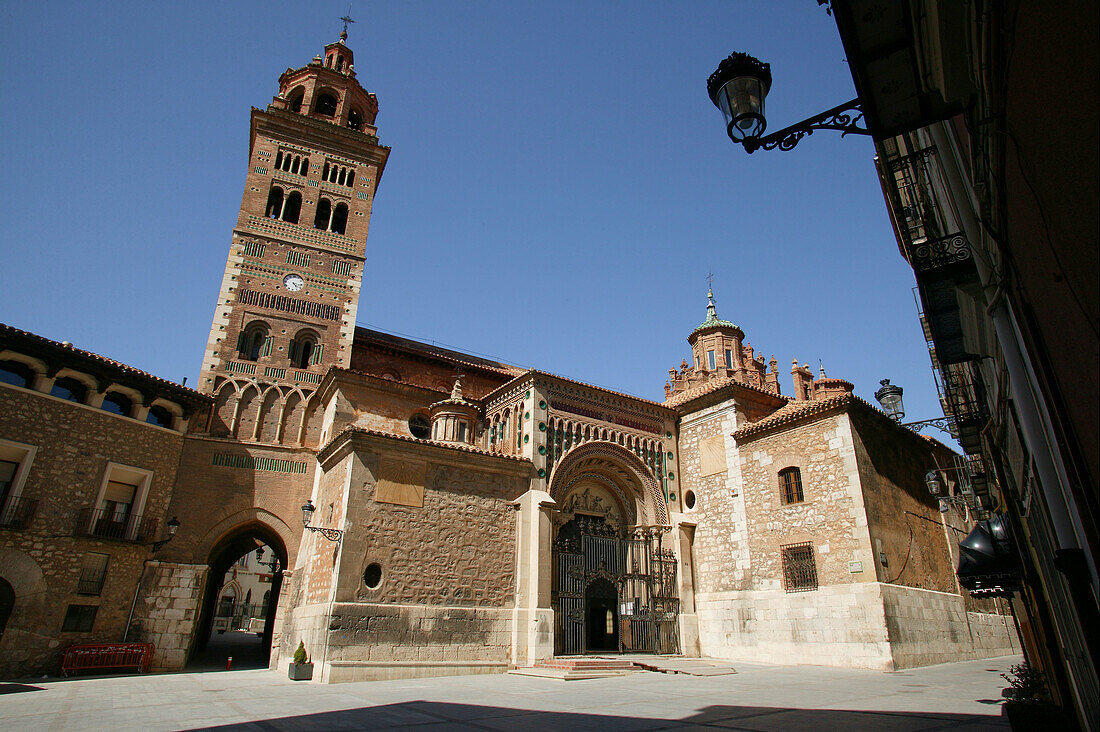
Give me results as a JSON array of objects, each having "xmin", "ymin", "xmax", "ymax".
[{"xmin": 699, "ymin": 434, "xmax": 727, "ymax": 477}]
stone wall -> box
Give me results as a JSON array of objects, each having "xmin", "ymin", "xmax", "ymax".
[
  {"xmin": 0, "ymin": 384, "xmax": 186, "ymax": 678},
  {"xmin": 880, "ymin": 583, "xmax": 1019, "ymax": 668},
  {"xmin": 696, "ymin": 583, "xmax": 893, "ymax": 669},
  {"xmin": 126, "ymin": 561, "xmax": 208, "ymax": 670}
]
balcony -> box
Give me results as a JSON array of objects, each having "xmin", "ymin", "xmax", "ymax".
[
  {"xmin": 942, "ymin": 361, "xmax": 989, "ymax": 456},
  {"xmin": 879, "ymin": 143, "xmax": 982, "ymax": 365},
  {"xmin": 0, "ymin": 496, "xmax": 37, "ymax": 529},
  {"xmin": 75, "ymin": 508, "xmax": 158, "ymax": 543}
]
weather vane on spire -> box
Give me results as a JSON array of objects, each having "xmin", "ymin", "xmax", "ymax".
[
  {"xmin": 706, "ymin": 271, "xmax": 715, "ymax": 289},
  {"xmin": 339, "ymin": 6, "xmax": 355, "ymax": 40}
]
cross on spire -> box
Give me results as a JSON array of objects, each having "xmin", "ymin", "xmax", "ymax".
[{"xmin": 339, "ymin": 6, "xmax": 355, "ymax": 40}]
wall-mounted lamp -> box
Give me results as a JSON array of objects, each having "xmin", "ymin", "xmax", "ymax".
[
  {"xmin": 301, "ymin": 499, "xmax": 343, "ymax": 543},
  {"xmin": 151, "ymin": 516, "xmax": 180, "ymax": 553}
]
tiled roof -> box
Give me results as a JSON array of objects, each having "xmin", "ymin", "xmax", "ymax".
[
  {"xmin": 526, "ymin": 369, "xmax": 674, "ymax": 411},
  {"xmin": 328, "ymin": 367, "xmax": 451, "ymax": 396},
  {"xmin": 0, "ymin": 322, "xmax": 211, "ymax": 405},
  {"xmin": 733, "ymin": 393, "xmax": 856, "ymax": 439},
  {"xmin": 353, "ymin": 326, "xmax": 524, "ymax": 377},
  {"xmin": 664, "ymin": 376, "xmax": 787, "ymax": 409},
  {"xmin": 323, "ymin": 424, "xmax": 532, "ymax": 463}
]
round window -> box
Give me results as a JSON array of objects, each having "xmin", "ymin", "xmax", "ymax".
[
  {"xmin": 363, "ymin": 563, "xmax": 382, "ymax": 589},
  {"xmin": 408, "ymin": 414, "xmax": 430, "ymax": 439},
  {"xmin": 684, "ymin": 490, "xmax": 697, "ymax": 510}
]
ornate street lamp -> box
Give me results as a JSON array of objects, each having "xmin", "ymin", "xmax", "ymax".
[
  {"xmin": 151, "ymin": 516, "xmax": 180, "ymax": 553},
  {"xmin": 255, "ymin": 546, "xmax": 281, "ymax": 573},
  {"xmin": 874, "ymin": 379, "xmax": 905, "ymax": 422},
  {"xmin": 874, "ymin": 378, "xmax": 955, "ymax": 433},
  {"xmin": 301, "ymin": 499, "xmax": 343, "ymax": 543},
  {"xmin": 707, "ymin": 51, "xmax": 870, "ymax": 153}
]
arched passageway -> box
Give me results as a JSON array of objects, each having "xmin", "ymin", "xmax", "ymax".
[{"xmin": 187, "ymin": 522, "xmax": 287, "ymax": 671}]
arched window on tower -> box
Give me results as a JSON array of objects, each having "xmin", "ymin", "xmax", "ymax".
[
  {"xmin": 314, "ymin": 93, "xmax": 338, "ymax": 117},
  {"xmin": 322, "ymin": 162, "xmax": 329, "ymax": 180},
  {"xmin": 100, "ymin": 392, "xmax": 132, "ymax": 418},
  {"xmin": 288, "ymin": 330, "xmax": 320, "ymax": 369},
  {"xmin": 301, "ymin": 157, "xmax": 309, "ymax": 175},
  {"xmin": 336, "ymin": 55, "xmax": 345, "ymax": 72},
  {"xmin": 314, "ymin": 198, "xmax": 332, "ymax": 230},
  {"xmin": 291, "ymin": 156, "xmax": 300, "ymax": 174},
  {"xmin": 338, "ymin": 168, "xmax": 346, "ymax": 186},
  {"xmin": 274, "ymin": 151, "xmax": 283, "ymax": 170},
  {"xmin": 346, "ymin": 170, "xmax": 355, "ymax": 187},
  {"xmin": 779, "ymin": 467, "xmax": 804, "ymax": 505},
  {"xmin": 330, "ymin": 203, "xmax": 349, "ymax": 235},
  {"xmin": 287, "ymin": 87, "xmax": 305, "ymax": 114},
  {"xmin": 347, "ymin": 108, "xmax": 363, "ymax": 131},
  {"xmin": 265, "ymin": 187, "xmax": 284, "ymax": 219},
  {"xmin": 238, "ymin": 322, "xmax": 270, "ymax": 362},
  {"xmin": 282, "ymin": 191, "xmax": 302, "ymax": 224}
]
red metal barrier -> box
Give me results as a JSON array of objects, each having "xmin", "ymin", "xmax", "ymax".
[{"xmin": 60, "ymin": 643, "xmax": 154, "ymax": 677}]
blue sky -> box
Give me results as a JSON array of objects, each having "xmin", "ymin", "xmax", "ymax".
[{"xmin": 0, "ymin": 1, "xmax": 948, "ymax": 432}]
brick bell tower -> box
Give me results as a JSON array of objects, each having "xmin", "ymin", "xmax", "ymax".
[{"xmin": 199, "ymin": 29, "xmax": 390, "ymax": 396}]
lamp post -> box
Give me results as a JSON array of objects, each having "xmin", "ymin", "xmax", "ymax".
[
  {"xmin": 301, "ymin": 499, "xmax": 343, "ymax": 543},
  {"xmin": 707, "ymin": 51, "xmax": 870, "ymax": 153},
  {"xmin": 873, "ymin": 378, "xmax": 955, "ymax": 433},
  {"xmin": 151, "ymin": 516, "xmax": 180, "ymax": 553},
  {"xmin": 255, "ymin": 546, "xmax": 281, "ymax": 574}
]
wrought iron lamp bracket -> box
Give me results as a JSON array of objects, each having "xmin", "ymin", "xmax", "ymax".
[
  {"xmin": 902, "ymin": 417, "xmax": 955, "ymax": 433},
  {"xmin": 151, "ymin": 537, "xmax": 173, "ymax": 554},
  {"xmin": 305, "ymin": 525, "xmax": 344, "ymax": 543},
  {"xmin": 741, "ymin": 98, "xmax": 870, "ymax": 153}
]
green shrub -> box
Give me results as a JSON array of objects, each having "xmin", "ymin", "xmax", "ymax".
[
  {"xmin": 1001, "ymin": 663, "xmax": 1051, "ymax": 705},
  {"xmin": 292, "ymin": 641, "xmax": 308, "ymax": 665}
]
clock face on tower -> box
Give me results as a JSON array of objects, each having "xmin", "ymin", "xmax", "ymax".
[{"xmin": 283, "ymin": 274, "xmax": 305, "ymax": 291}]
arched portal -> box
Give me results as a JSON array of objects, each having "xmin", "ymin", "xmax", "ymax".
[
  {"xmin": 187, "ymin": 521, "xmax": 288, "ymax": 670},
  {"xmin": 548, "ymin": 441, "xmax": 679, "ymax": 656}
]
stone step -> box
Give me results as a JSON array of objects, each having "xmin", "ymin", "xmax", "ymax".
[{"xmin": 513, "ymin": 656, "xmax": 641, "ymax": 680}]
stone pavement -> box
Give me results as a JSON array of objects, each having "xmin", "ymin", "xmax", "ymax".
[{"xmin": 0, "ymin": 655, "xmax": 1019, "ymax": 731}]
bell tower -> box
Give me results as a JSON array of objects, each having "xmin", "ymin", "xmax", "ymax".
[{"xmin": 198, "ymin": 30, "xmax": 390, "ymax": 396}]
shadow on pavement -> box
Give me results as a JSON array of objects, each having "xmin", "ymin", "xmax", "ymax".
[
  {"xmin": 0, "ymin": 683, "xmax": 44, "ymax": 694},
  {"xmin": 193, "ymin": 700, "xmax": 1008, "ymax": 731},
  {"xmin": 187, "ymin": 630, "xmax": 269, "ymax": 672}
]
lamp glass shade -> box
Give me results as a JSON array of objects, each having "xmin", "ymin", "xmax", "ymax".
[
  {"xmin": 874, "ymin": 379, "xmax": 905, "ymax": 421},
  {"xmin": 925, "ymin": 470, "xmax": 945, "ymax": 497},
  {"xmin": 301, "ymin": 500, "xmax": 315, "ymax": 527},
  {"xmin": 715, "ymin": 76, "xmax": 768, "ymax": 140},
  {"xmin": 166, "ymin": 516, "xmax": 180, "ymax": 536}
]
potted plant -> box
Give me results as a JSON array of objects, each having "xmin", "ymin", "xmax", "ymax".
[
  {"xmin": 288, "ymin": 640, "xmax": 313, "ymax": 681},
  {"xmin": 1001, "ymin": 663, "xmax": 1067, "ymax": 730}
]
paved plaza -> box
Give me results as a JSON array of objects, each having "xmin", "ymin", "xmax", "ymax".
[{"xmin": 0, "ymin": 655, "xmax": 1019, "ymax": 731}]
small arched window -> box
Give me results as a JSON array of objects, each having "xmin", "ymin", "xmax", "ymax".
[
  {"xmin": 292, "ymin": 156, "xmax": 300, "ymax": 174},
  {"xmin": 146, "ymin": 405, "xmax": 173, "ymax": 429},
  {"xmin": 347, "ymin": 108, "xmax": 363, "ymax": 131},
  {"xmin": 346, "ymin": 170, "xmax": 355, "ymax": 187},
  {"xmin": 265, "ymin": 187, "xmax": 284, "ymax": 218},
  {"xmin": 0, "ymin": 360, "xmax": 35, "ymax": 388},
  {"xmin": 314, "ymin": 198, "xmax": 332, "ymax": 230},
  {"xmin": 101, "ymin": 392, "xmax": 132, "ymax": 417},
  {"xmin": 338, "ymin": 168, "xmax": 346, "ymax": 186},
  {"xmin": 322, "ymin": 162, "xmax": 329, "ymax": 180},
  {"xmin": 779, "ymin": 467, "xmax": 804, "ymax": 505},
  {"xmin": 301, "ymin": 157, "xmax": 309, "ymax": 175},
  {"xmin": 50, "ymin": 377, "xmax": 87, "ymax": 403},
  {"xmin": 314, "ymin": 93, "xmax": 338, "ymax": 117},
  {"xmin": 274, "ymin": 151, "xmax": 283, "ymax": 169},
  {"xmin": 336, "ymin": 55, "xmax": 345, "ymax": 72},
  {"xmin": 282, "ymin": 191, "xmax": 302, "ymax": 224},
  {"xmin": 331, "ymin": 203, "xmax": 349, "ymax": 235}
]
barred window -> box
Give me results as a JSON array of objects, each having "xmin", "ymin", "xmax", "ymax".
[
  {"xmin": 781, "ymin": 542, "xmax": 817, "ymax": 593},
  {"xmin": 779, "ymin": 467, "xmax": 804, "ymax": 505}
]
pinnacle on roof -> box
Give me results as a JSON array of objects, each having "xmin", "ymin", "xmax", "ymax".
[{"xmin": 691, "ymin": 286, "xmax": 739, "ymax": 336}]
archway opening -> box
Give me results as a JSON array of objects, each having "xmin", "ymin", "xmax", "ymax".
[
  {"xmin": 186, "ymin": 522, "xmax": 287, "ymax": 671},
  {"xmin": 585, "ymin": 578, "xmax": 618, "ymax": 652}
]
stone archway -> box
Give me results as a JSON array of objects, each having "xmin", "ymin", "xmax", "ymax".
[
  {"xmin": 188, "ymin": 520, "xmax": 289, "ymax": 670},
  {"xmin": 549, "ymin": 440, "xmax": 667, "ymax": 526}
]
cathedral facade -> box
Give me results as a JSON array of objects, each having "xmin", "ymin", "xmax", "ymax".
[{"xmin": 0, "ymin": 35, "xmax": 1017, "ymax": 681}]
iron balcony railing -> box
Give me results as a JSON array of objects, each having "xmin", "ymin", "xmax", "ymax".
[
  {"xmin": 0, "ymin": 496, "xmax": 37, "ymax": 529},
  {"xmin": 76, "ymin": 568, "xmax": 107, "ymax": 596},
  {"xmin": 942, "ymin": 361, "xmax": 990, "ymax": 456},
  {"xmin": 75, "ymin": 508, "xmax": 158, "ymax": 543}
]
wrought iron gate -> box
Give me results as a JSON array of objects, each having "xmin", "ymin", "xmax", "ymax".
[{"xmin": 552, "ymin": 517, "xmax": 679, "ymax": 655}]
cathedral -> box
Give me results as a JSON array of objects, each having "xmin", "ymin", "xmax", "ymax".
[{"xmin": 0, "ymin": 33, "xmax": 1017, "ymax": 682}]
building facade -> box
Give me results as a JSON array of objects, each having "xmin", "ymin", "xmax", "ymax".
[
  {"xmin": 1, "ymin": 31, "xmax": 1017, "ymax": 682},
  {"xmin": 827, "ymin": 2, "xmax": 1098, "ymax": 727}
]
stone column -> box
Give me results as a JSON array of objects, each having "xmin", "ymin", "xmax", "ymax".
[
  {"xmin": 128, "ymin": 560, "xmax": 208, "ymax": 671},
  {"xmin": 511, "ymin": 489, "xmax": 555, "ymax": 666}
]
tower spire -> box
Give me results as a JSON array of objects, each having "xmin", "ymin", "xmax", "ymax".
[{"xmin": 339, "ymin": 6, "xmax": 355, "ymax": 42}]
